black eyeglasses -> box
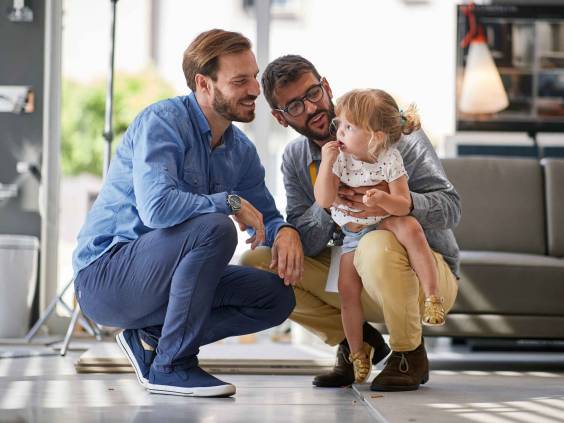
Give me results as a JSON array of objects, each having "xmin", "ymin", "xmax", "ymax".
[{"xmin": 275, "ymin": 78, "xmax": 326, "ymax": 117}]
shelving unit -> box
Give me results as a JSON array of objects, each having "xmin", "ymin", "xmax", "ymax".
[{"xmin": 455, "ymin": 5, "xmax": 564, "ymax": 133}]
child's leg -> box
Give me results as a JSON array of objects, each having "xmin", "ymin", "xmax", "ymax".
[
  {"xmin": 338, "ymin": 250, "xmax": 373, "ymax": 383},
  {"xmin": 378, "ymin": 216, "xmax": 438, "ymax": 298},
  {"xmin": 338, "ymin": 251, "xmax": 365, "ymax": 354}
]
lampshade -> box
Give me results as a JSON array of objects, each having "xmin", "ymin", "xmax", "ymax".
[{"xmin": 459, "ymin": 39, "xmax": 509, "ymax": 114}]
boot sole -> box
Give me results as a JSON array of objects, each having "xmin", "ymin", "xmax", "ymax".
[
  {"xmin": 370, "ymin": 372, "xmax": 429, "ymax": 392},
  {"xmin": 147, "ymin": 383, "xmax": 236, "ymax": 397},
  {"xmin": 116, "ymin": 332, "xmax": 148, "ymax": 388},
  {"xmin": 370, "ymin": 383, "xmax": 421, "ymax": 392}
]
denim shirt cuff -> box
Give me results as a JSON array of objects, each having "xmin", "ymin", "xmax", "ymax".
[{"xmin": 210, "ymin": 192, "xmax": 230, "ymax": 215}]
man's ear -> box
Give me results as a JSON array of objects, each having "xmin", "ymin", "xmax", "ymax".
[
  {"xmin": 194, "ymin": 74, "xmax": 211, "ymax": 94},
  {"xmin": 271, "ymin": 110, "xmax": 288, "ymax": 127}
]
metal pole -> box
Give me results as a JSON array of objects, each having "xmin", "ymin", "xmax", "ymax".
[
  {"xmin": 254, "ymin": 0, "xmax": 273, "ymax": 192},
  {"xmin": 103, "ymin": 0, "xmax": 118, "ymax": 178}
]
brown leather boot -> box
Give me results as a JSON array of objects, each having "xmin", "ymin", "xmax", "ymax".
[
  {"xmin": 313, "ymin": 341, "xmax": 354, "ymax": 387},
  {"xmin": 370, "ymin": 340, "xmax": 429, "ymax": 392},
  {"xmin": 313, "ymin": 323, "xmax": 390, "ymax": 388}
]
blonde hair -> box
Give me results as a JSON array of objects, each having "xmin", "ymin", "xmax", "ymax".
[
  {"xmin": 182, "ymin": 29, "xmax": 252, "ymax": 91},
  {"xmin": 335, "ymin": 89, "xmax": 421, "ymax": 158}
]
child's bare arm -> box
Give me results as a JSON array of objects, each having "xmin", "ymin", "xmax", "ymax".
[
  {"xmin": 363, "ymin": 175, "xmax": 411, "ymax": 216},
  {"xmin": 314, "ymin": 141, "xmax": 341, "ymax": 208}
]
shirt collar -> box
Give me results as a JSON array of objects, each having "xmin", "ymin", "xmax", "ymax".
[{"xmin": 187, "ymin": 92, "xmax": 235, "ymax": 149}]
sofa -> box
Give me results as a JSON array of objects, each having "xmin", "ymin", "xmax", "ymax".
[{"xmin": 426, "ymin": 156, "xmax": 564, "ymax": 339}]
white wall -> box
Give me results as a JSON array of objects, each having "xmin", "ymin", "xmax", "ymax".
[{"xmin": 62, "ymin": 0, "xmax": 151, "ymax": 81}]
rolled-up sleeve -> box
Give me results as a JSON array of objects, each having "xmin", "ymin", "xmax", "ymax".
[
  {"xmin": 234, "ymin": 144, "xmax": 289, "ymax": 246},
  {"xmin": 403, "ymin": 131, "xmax": 461, "ymax": 230}
]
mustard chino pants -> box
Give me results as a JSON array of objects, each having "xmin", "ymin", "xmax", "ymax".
[{"xmin": 240, "ymin": 230, "xmax": 458, "ymax": 352}]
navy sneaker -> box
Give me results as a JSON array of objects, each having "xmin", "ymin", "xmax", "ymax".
[
  {"xmin": 147, "ymin": 365, "xmax": 236, "ymax": 397},
  {"xmin": 116, "ymin": 329, "xmax": 155, "ymax": 387}
]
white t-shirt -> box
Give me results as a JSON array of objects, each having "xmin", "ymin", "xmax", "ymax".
[{"xmin": 330, "ymin": 146, "xmax": 407, "ymax": 227}]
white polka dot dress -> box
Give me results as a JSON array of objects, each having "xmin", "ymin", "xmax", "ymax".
[{"xmin": 331, "ymin": 147, "xmax": 408, "ymax": 228}]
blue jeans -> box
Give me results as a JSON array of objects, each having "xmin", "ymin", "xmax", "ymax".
[{"xmin": 75, "ymin": 213, "xmax": 295, "ymax": 373}]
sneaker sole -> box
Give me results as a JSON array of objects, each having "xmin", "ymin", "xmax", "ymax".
[
  {"xmin": 116, "ymin": 332, "xmax": 148, "ymax": 388},
  {"xmin": 147, "ymin": 383, "xmax": 236, "ymax": 398}
]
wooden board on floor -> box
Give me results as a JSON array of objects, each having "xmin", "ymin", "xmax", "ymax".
[{"xmin": 75, "ymin": 342, "xmax": 335, "ymax": 375}]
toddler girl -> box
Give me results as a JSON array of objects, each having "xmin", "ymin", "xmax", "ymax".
[{"xmin": 313, "ymin": 89, "xmax": 445, "ymax": 384}]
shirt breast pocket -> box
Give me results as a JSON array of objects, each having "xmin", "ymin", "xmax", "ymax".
[{"xmin": 183, "ymin": 170, "xmax": 205, "ymax": 194}]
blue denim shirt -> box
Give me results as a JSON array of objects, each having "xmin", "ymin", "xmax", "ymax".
[{"xmin": 73, "ymin": 93, "xmax": 288, "ymax": 275}]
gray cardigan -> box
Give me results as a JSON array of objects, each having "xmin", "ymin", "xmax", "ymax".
[{"xmin": 281, "ymin": 129, "xmax": 461, "ymax": 277}]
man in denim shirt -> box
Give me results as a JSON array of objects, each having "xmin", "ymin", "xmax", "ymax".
[
  {"xmin": 72, "ymin": 30, "xmax": 302, "ymax": 398},
  {"xmin": 242, "ymin": 55, "xmax": 460, "ymax": 392}
]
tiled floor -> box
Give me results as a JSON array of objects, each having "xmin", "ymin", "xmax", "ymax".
[
  {"xmin": 0, "ymin": 349, "xmax": 375, "ymax": 423},
  {"xmin": 1, "ymin": 340, "xmax": 564, "ymax": 422}
]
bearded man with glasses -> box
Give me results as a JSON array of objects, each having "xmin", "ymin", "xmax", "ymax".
[{"xmin": 241, "ymin": 55, "xmax": 461, "ymax": 392}]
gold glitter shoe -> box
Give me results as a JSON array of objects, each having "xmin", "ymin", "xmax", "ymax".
[
  {"xmin": 422, "ymin": 295, "xmax": 445, "ymax": 327},
  {"xmin": 349, "ymin": 343, "xmax": 373, "ymax": 384}
]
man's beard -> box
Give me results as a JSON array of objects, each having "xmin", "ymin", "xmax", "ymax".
[
  {"xmin": 212, "ymin": 86, "xmax": 256, "ymax": 123},
  {"xmin": 290, "ymin": 103, "xmax": 336, "ymax": 143}
]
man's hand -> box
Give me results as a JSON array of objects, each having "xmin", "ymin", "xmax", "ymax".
[
  {"xmin": 336, "ymin": 182, "xmax": 390, "ymax": 219},
  {"xmin": 270, "ymin": 227, "xmax": 304, "ymax": 286},
  {"xmin": 232, "ymin": 197, "xmax": 265, "ymax": 249}
]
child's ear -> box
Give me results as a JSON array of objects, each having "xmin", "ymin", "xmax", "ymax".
[
  {"xmin": 375, "ymin": 131, "xmax": 386, "ymax": 143},
  {"xmin": 272, "ymin": 110, "xmax": 288, "ymax": 127}
]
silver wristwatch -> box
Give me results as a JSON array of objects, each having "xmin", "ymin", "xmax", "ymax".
[{"xmin": 226, "ymin": 194, "xmax": 242, "ymax": 214}]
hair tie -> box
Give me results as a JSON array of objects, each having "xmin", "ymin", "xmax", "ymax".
[{"xmin": 399, "ymin": 109, "xmax": 407, "ymax": 127}]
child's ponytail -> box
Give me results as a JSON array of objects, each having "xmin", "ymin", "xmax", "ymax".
[{"xmin": 400, "ymin": 103, "xmax": 421, "ymax": 136}]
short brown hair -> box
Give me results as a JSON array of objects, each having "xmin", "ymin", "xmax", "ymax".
[
  {"xmin": 182, "ymin": 29, "xmax": 252, "ymax": 91},
  {"xmin": 261, "ymin": 55, "xmax": 321, "ymax": 109},
  {"xmin": 336, "ymin": 89, "xmax": 421, "ymax": 158}
]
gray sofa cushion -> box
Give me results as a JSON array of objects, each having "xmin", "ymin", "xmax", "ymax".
[
  {"xmin": 453, "ymin": 251, "xmax": 564, "ymax": 315},
  {"xmin": 442, "ymin": 157, "xmax": 546, "ymax": 255},
  {"xmin": 543, "ymin": 159, "xmax": 564, "ymax": 258}
]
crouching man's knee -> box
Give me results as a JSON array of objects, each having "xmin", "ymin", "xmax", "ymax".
[{"xmin": 263, "ymin": 272, "xmax": 296, "ymax": 326}]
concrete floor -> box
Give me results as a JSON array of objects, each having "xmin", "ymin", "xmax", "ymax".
[{"xmin": 1, "ymin": 341, "xmax": 564, "ymax": 423}]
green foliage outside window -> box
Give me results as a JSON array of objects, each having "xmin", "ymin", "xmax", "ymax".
[{"xmin": 61, "ymin": 68, "xmax": 176, "ymax": 176}]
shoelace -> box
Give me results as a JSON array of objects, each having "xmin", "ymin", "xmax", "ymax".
[{"xmin": 386, "ymin": 352, "xmax": 409, "ymax": 373}]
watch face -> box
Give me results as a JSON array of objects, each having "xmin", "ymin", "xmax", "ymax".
[{"xmin": 228, "ymin": 195, "xmax": 241, "ymax": 211}]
